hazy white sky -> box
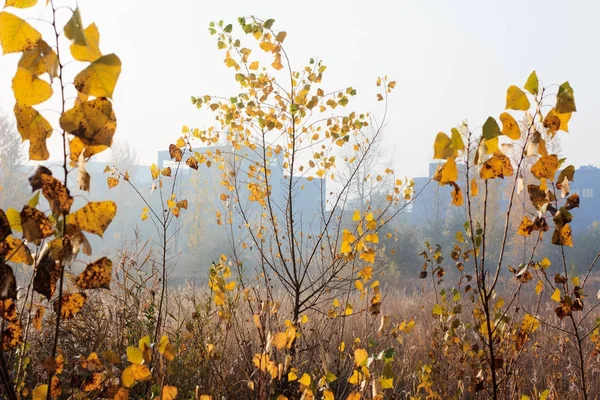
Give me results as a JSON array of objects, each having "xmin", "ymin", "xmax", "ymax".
[{"xmin": 1, "ymin": 0, "xmax": 598, "ymax": 178}]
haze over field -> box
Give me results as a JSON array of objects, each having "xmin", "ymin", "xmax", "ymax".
[{"xmin": 1, "ymin": 0, "xmax": 599, "ymax": 178}]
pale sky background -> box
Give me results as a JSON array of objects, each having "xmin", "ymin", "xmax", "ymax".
[{"xmin": 1, "ymin": 0, "xmax": 598, "ymax": 178}]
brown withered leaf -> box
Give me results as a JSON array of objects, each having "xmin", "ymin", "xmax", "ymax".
[
  {"xmin": 28, "ymin": 165, "xmax": 53, "ymax": 191},
  {"xmin": 552, "ymin": 223, "xmax": 573, "ymax": 247},
  {"xmin": 53, "ymin": 292, "xmax": 86, "ymax": 319},
  {"xmin": 28, "ymin": 166, "xmax": 73, "ymax": 214},
  {"xmin": 565, "ymin": 193, "xmax": 579, "ymax": 210},
  {"xmin": 82, "ymin": 371, "xmax": 102, "ymax": 391},
  {"xmin": 65, "ymin": 224, "xmax": 92, "ymax": 256},
  {"xmin": 517, "ymin": 216, "xmax": 534, "ymax": 237},
  {"xmin": 169, "ymin": 144, "xmax": 183, "ymax": 162},
  {"xmin": 0, "ymin": 209, "xmax": 11, "ymax": 243},
  {"xmin": 1, "ymin": 319, "xmax": 22, "ymax": 350},
  {"xmin": 555, "ymin": 302, "xmax": 572, "ymax": 319},
  {"xmin": 20, "ymin": 205, "xmax": 53, "ymax": 242},
  {"xmin": 553, "ymin": 207, "xmax": 573, "ymax": 226},
  {"xmin": 80, "ymin": 352, "xmax": 105, "ymax": 372},
  {"xmin": 33, "ymin": 239, "xmax": 74, "ymax": 300},
  {"xmin": 527, "ymin": 185, "xmax": 548, "ymax": 211},
  {"xmin": 161, "ymin": 167, "xmax": 171, "ymax": 177},
  {"xmin": 32, "ymin": 306, "xmax": 44, "ymax": 331},
  {"xmin": 186, "ymin": 156, "xmax": 198, "ymax": 170},
  {"xmin": 0, "ymin": 262, "xmax": 17, "ymax": 300},
  {"xmin": 76, "ymin": 256, "xmax": 112, "ymax": 289}
]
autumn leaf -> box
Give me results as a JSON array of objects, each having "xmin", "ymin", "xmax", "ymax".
[
  {"xmin": 107, "ymin": 177, "xmax": 119, "ymax": 189},
  {"xmin": 54, "ymin": 292, "xmax": 86, "ymax": 319},
  {"xmin": 451, "ymin": 183, "xmax": 463, "ymax": 206},
  {"xmin": 69, "ymin": 137, "xmax": 108, "ymax": 164},
  {"xmin": 552, "ymin": 223, "xmax": 573, "ymax": 247},
  {"xmin": 1, "ymin": 235, "xmax": 33, "ymax": 265},
  {"xmin": 556, "ymin": 81, "xmax": 576, "ymax": 113},
  {"xmin": 28, "ymin": 169, "xmax": 73, "ymax": 214},
  {"xmin": 4, "ymin": 0, "xmax": 38, "ymax": 8},
  {"xmin": 74, "ymin": 54, "xmax": 121, "ymax": 98},
  {"xmin": 505, "ymin": 85, "xmax": 530, "ymax": 111},
  {"xmin": 499, "ymin": 112, "xmax": 520, "ymax": 140},
  {"xmin": 60, "ymin": 98, "xmax": 116, "ymax": 147},
  {"xmin": 12, "ymin": 67, "xmax": 53, "ymax": 106},
  {"xmin": 517, "ymin": 216, "xmax": 533, "ymax": 237},
  {"xmin": 82, "ymin": 372, "xmax": 102, "ymax": 392},
  {"xmin": 20, "ymin": 205, "xmax": 53, "ymax": 242},
  {"xmin": 433, "ymin": 158, "xmax": 458, "ymax": 185},
  {"xmin": 0, "ymin": 11, "xmax": 41, "ymax": 54},
  {"xmin": 186, "ymin": 156, "xmax": 198, "ymax": 170},
  {"xmin": 63, "ymin": 7, "xmax": 86, "ymax": 46},
  {"xmin": 169, "ymin": 144, "xmax": 183, "ymax": 162},
  {"xmin": 433, "ymin": 132, "xmax": 456, "ymax": 160},
  {"xmin": 66, "ymin": 201, "xmax": 117, "ymax": 237},
  {"xmin": 32, "ymin": 384, "xmax": 48, "ymax": 400},
  {"xmin": 523, "ymin": 70, "xmax": 538, "ymax": 95},
  {"xmin": 0, "ymin": 262, "xmax": 17, "ymax": 300},
  {"xmin": 161, "ymin": 386, "xmax": 178, "ymax": 400},
  {"xmin": 70, "ymin": 23, "xmax": 103, "ymax": 62},
  {"xmin": 482, "ymin": 117, "xmax": 501, "ymax": 140},
  {"xmin": 480, "ymin": 153, "xmax": 513, "ymax": 179},
  {"xmin": 76, "ymin": 256, "xmax": 112, "ymax": 289},
  {"xmin": 354, "ymin": 348, "xmax": 368, "ymax": 367},
  {"xmin": 531, "ymin": 155, "xmax": 558, "ymax": 180},
  {"xmin": 18, "ymin": 39, "xmax": 58, "ymax": 81},
  {"xmin": 121, "ymin": 364, "xmax": 151, "ymax": 388},
  {"xmin": 565, "ymin": 193, "xmax": 579, "ymax": 210}
]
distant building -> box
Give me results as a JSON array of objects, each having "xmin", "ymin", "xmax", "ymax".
[{"xmin": 411, "ymin": 162, "xmax": 600, "ymax": 231}]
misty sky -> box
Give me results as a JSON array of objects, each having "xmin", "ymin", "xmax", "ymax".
[{"xmin": 1, "ymin": 0, "xmax": 598, "ymax": 178}]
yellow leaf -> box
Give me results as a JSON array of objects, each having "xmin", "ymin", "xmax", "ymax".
[
  {"xmin": 54, "ymin": 292, "xmax": 86, "ymax": 319},
  {"xmin": 60, "ymin": 98, "xmax": 116, "ymax": 147},
  {"xmin": 271, "ymin": 52, "xmax": 283, "ymax": 70},
  {"xmin": 539, "ymin": 257, "xmax": 551, "ymax": 270},
  {"xmin": 480, "ymin": 153, "xmax": 513, "ymax": 179},
  {"xmin": 12, "ymin": 67, "xmax": 53, "ymax": 106},
  {"xmin": 345, "ymin": 303, "xmax": 353, "ymax": 316},
  {"xmin": 63, "ymin": 7, "xmax": 86, "ymax": 45},
  {"xmin": 451, "ymin": 184, "xmax": 463, "ymax": 206},
  {"xmin": 32, "ymin": 384, "xmax": 48, "ymax": 400},
  {"xmin": 535, "ymin": 280, "xmax": 544, "ymax": 295},
  {"xmin": 354, "ymin": 348, "xmax": 368, "ymax": 367},
  {"xmin": 3, "ymin": 235, "xmax": 33, "ymax": 265},
  {"xmin": 551, "ymin": 288, "xmax": 561, "ymax": 303},
  {"xmin": 70, "ymin": 23, "xmax": 103, "ymax": 62},
  {"xmin": 348, "ymin": 370, "xmax": 360, "ymax": 385},
  {"xmin": 74, "ymin": 54, "xmax": 121, "ymax": 99},
  {"xmin": 276, "ymin": 31, "xmax": 287, "ymax": 42},
  {"xmin": 517, "ymin": 216, "xmax": 533, "ymax": 237},
  {"xmin": 499, "ymin": 112, "xmax": 520, "ymax": 140},
  {"xmin": 107, "ymin": 177, "xmax": 119, "ymax": 189},
  {"xmin": 470, "ymin": 178, "xmax": 478, "ymax": 197},
  {"xmin": 76, "ymin": 257, "xmax": 112, "ymax": 289},
  {"xmin": 544, "ymin": 108, "xmax": 570, "ymax": 134},
  {"xmin": 161, "ymin": 386, "xmax": 178, "ymax": 400},
  {"xmin": 259, "ymin": 41, "xmax": 275, "ymax": 52},
  {"xmin": 66, "ymin": 201, "xmax": 117, "ymax": 237},
  {"xmin": 433, "ymin": 158, "xmax": 457, "ymax": 185},
  {"xmin": 271, "ymin": 332, "xmax": 287, "ymax": 350},
  {"xmin": 0, "ymin": 11, "xmax": 41, "ymax": 54},
  {"xmin": 323, "ymin": 390, "xmax": 334, "ymax": 400},
  {"xmin": 552, "ymin": 223, "xmax": 573, "ymax": 247},
  {"xmin": 531, "ymin": 155, "xmax": 558, "ymax": 180},
  {"xmin": 20, "ymin": 205, "xmax": 53, "ymax": 241},
  {"xmin": 433, "ymin": 132, "xmax": 456, "ymax": 160},
  {"xmin": 506, "ymin": 85, "xmax": 530, "ymax": 111},
  {"xmin": 4, "ymin": 0, "xmax": 38, "ymax": 8},
  {"xmin": 249, "ymin": 61, "xmax": 259, "ymax": 70},
  {"xmin": 352, "ymin": 209, "xmax": 360, "ymax": 221},
  {"xmin": 288, "ymin": 371, "xmax": 298, "ymax": 381},
  {"xmin": 298, "ymin": 373, "xmax": 311, "ymax": 387},
  {"xmin": 18, "ymin": 39, "xmax": 58, "ymax": 80}
]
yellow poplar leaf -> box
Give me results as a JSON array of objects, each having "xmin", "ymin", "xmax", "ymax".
[
  {"xmin": 54, "ymin": 292, "xmax": 86, "ymax": 319},
  {"xmin": 18, "ymin": 39, "xmax": 58, "ymax": 80},
  {"xmin": 271, "ymin": 52, "xmax": 283, "ymax": 70},
  {"xmin": 66, "ymin": 201, "xmax": 117, "ymax": 237},
  {"xmin": 259, "ymin": 41, "xmax": 275, "ymax": 52},
  {"xmin": 270, "ymin": 332, "xmax": 287, "ymax": 350},
  {"xmin": 552, "ymin": 223, "xmax": 573, "ymax": 247},
  {"xmin": 32, "ymin": 384, "xmax": 48, "ymax": 400},
  {"xmin": 345, "ymin": 303, "xmax": 353, "ymax": 316},
  {"xmin": 352, "ymin": 209, "xmax": 360, "ymax": 221},
  {"xmin": 499, "ymin": 112, "xmax": 520, "ymax": 140},
  {"xmin": 275, "ymin": 31, "xmax": 287, "ymax": 43},
  {"xmin": 4, "ymin": 0, "xmax": 38, "ymax": 8},
  {"xmin": 121, "ymin": 366, "xmax": 135, "ymax": 388},
  {"xmin": 551, "ymin": 288, "xmax": 561, "ymax": 303},
  {"xmin": 506, "ymin": 85, "xmax": 530, "ymax": 111},
  {"xmin": 249, "ymin": 61, "xmax": 259, "ymax": 70},
  {"xmin": 0, "ymin": 11, "xmax": 41, "ymax": 54},
  {"xmin": 82, "ymin": 372, "xmax": 102, "ymax": 391},
  {"xmin": 539, "ymin": 257, "xmax": 551, "ymax": 270},
  {"xmin": 348, "ymin": 370, "xmax": 360, "ymax": 385},
  {"xmin": 288, "ymin": 371, "xmax": 298, "ymax": 381},
  {"xmin": 4, "ymin": 235, "xmax": 33, "ymax": 265},
  {"xmin": 64, "ymin": 7, "xmax": 86, "ymax": 45},
  {"xmin": 531, "ymin": 155, "xmax": 558, "ymax": 180},
  {"xmin": 544, "ymin": 108, "xmax": 571, "ymax": 134},
  {"xmin": 517, "ymin": 216, "xmax": 533, "ymax": 237},
  {"xmin": 74, "ymin": 54, "xmax": 121, "ymax": 98},
  {"xmin": 433, "ymin": 132, "xmax": 455, "ymax": 160},
  {"xmin": 323, "ymin": 390, "xmax": 334, "ymax": 400},
  {"xmin": 521, "ymin": 314, "xmax": 540, "ymax": 333},
  {"xmin": 433, "ymin": 158, "xmax": 457, "ymax": 185},
  {"xmin": 12, "ymin": 67, "xmax": 53, "ymax": 106},
  {"xmin": 76, "ymin": 256, "xmax": 112, "ymax": 289},
  {"xmin": 535, "ymin": 280, "xmax": 544, "ymax": 295},
  {"xmin": 60, "ymin": 98, "xmax": 116, "ymax": 147},
  {"xmin": 298, "ymin": 373, "xmax": 311, "ymax": 386},
  {"xmin": 354, "ymin": 348, "xmax": 368, "ymax": 367},
  {"xmin": 69, "ymin": 136, "xmax": 108, "ymax": 163},
  {"xmin": 480, "ymin": 153, "xmax": 513, "ymax": 179},
  {"xmin": 20, "ymin": 205, "xmax": 53, "ymax": 241},
  {"xmin": 70, "ymin": 23, "xmax": 102, "ymax": 62},
  {"xmin": 107, "ymin": 177, "xmax": 119, "ymax": 189},
  {"xmin": 451, "ymin": 184, "xmax": 463, "ymax": 206},
  {"xmin": 161, "ymin": 386, "xmax": 178, "ymax": 400}
]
